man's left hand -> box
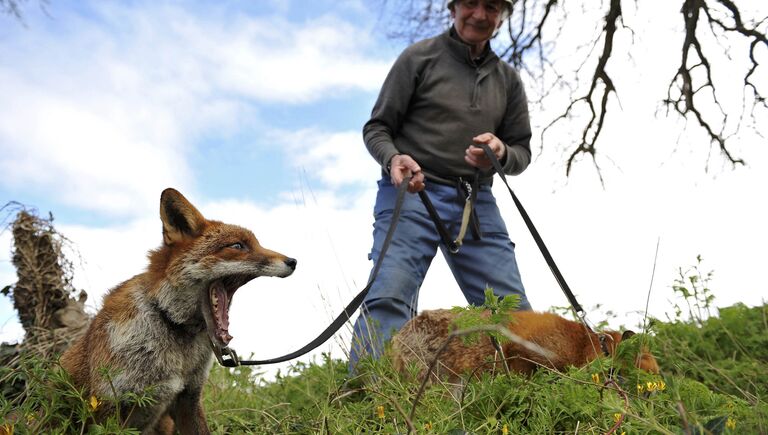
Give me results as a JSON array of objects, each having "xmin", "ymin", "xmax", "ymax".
[{"xmin": 465, "ymin": 132, "xmax": 506, "ymax": 170}]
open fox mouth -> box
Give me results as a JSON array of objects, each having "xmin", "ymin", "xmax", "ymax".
[
  {"xmin": 210, "ymin": 279, "xmax": 234, "ymax": 345},
  {"xmin": 204, "ymin": 276, "xmax": 251, "ymax": 348}
]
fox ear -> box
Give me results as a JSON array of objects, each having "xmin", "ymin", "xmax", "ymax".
[
  {"xmin": 621, "ymin": 330, "xmax": 636, "ymax": 341},
  {"xmin": 160, "ymin": 188, "xmax": 207, "ymax": 245}
]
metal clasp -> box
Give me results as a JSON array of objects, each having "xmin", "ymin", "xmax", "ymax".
[
  {"xmin": 211, "ymin": 339, "xmax": 241, "ymax": 367},
  {"xmin": 461, "ymin": 179, "xmax": 473, "ymax": 202}
]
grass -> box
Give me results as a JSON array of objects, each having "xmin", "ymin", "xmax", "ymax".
[
  {"xmin": 2, "ymin": 262, "xmax": 766, "ymax": 434},
  {"xmin": 199, "ymin": 316, "xmax": 766, "ymax": 434}
]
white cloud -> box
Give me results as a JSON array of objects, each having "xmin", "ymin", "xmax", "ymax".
[
  {"xmin": 275, "ymin": 128, "xmax": 382, "ymax": 187},
  {"xmin": 211, "ymin": 15, "xmax": 392, "ymax": 103},
  {"xmin": 0, "ymin": 2, "xmax": 393, "ymax": 217}
]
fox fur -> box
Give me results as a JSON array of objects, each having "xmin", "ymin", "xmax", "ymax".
[
  {"xmin": 391, "ymin": 309, "xmax": 659, "ymax": 381},
  {"xmin": 60, "ymin": 188, "xmax": 296, "ymax": 434}
]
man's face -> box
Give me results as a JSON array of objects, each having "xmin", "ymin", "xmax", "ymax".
[{"xmin": 451, "ymin": 0, "xmax": 505, "ymax": 47}]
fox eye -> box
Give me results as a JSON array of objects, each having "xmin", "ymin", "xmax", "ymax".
[{"xmin": 227, "ymin": 242, "xmax": 245, "ymax": 250}]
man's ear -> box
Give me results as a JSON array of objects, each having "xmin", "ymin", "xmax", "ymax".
[
  {"xmin": 621, "ymin": 330, "xmax": 636, "ymax": 341},
  {"xmin": 159, "ymin": 188, "xmax": 207, "ymax": 245}
]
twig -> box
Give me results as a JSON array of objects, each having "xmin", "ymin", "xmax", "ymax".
[
  {"xmin": 643, "ymin": 237, "xmax": 661, "ymax": 334},
  {"xmin": 602, "ymin": 379, "xmax": 629, "ymax": 434},
  {"xmin": 676, "ymin": 401, "xmax": 691, "ymax": 435},
  {"xmin": 406, "ymin": 324, "xmax": 554, "ymax": 433}
]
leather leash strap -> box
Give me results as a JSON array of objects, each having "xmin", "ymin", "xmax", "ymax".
[
  {"xmin": 478, "ymin": 143, "xmax": 588, "ymax": 322},
  {"xmin": 418, "ymin": 190, "xmax": 460, "ymax": 254},
  {"xmin": 214, "ymin": 175, "xmax": 413, "ymax": 367},
  {"xmin": 216, "ymin": 144, "xmax": 591, "ymax": 367},
  {"xmin": 417, "ymin": 174, "xmax": 480, "ymax": 254}
]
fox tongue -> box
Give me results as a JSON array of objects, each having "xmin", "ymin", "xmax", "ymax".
[{"xmin": 212, "ymin": 284, "xmax": 232, "ymax": 344}]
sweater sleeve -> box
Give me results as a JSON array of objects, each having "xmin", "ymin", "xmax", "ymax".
[
  {"xmin": 497, "ymin": 68, "xmax": 532, "ymax": 176},
  {"xmin": 363, "ymin": 47, "xmax": 420, "ymax": 170}
]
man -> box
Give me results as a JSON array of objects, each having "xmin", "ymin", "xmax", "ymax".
[{"xmin": 350, "ymin": 0, "xmax": 532, "ymax": 368}]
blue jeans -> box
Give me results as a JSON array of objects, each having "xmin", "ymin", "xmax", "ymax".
[{"xmin": 348, "ymin": 177, "xmax": 531, "ymax": 368}]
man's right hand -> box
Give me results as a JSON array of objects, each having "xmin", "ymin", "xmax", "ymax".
[{"xmin": 389, "ymin": 154, "xmax": 425, "ymax": 193}]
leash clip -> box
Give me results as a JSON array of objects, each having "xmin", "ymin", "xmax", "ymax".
[
  {"xmin": 450, "ymin": 178, "xmax": 475, "ymax": 253},
  {"xmin": 576, "ymin": 309, "xmax": 595, "ymax": 332},
  {"xmin": 460, "ymin": 179, "xmax": 473, "ymax": 202},
  {"xmin": 211, "ymin": 338, "xmax": 241, "ymax": 367}
]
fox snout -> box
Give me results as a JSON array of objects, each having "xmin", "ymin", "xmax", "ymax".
[
  {"xmin": 276, "ymin": 256, "xmax": 297, "ymax": 277},
  {"xmin": 260, "ymin": 251, "xmax": 297, "ymax": 278}
]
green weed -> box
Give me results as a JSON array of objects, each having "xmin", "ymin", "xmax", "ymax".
[{"xmin": 2, "ymin": 258, "xmax": 765, "ymax": 434}]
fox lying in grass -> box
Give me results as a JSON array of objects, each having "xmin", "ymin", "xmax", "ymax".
[
  {"xmin": 391, "ymin": 309, "xmax": 659, "ymax": 381},
  {"xmin": 61, "ymin": 188, "xmax": 296, "ymax": 434}
]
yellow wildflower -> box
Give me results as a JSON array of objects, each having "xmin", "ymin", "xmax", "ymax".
[
  {"xmin": 726, "ymin": 417, "xmax": 736, "ymax": 430},
  {"xmin": 376, "ymin": 405, "xmax": 385, "ymax": 420},
  {"xmin": 591, "ymin": 373, "xmax": 600, "ymax": 383},
  {"xmin": 89, "ymin": 395, "xmax": 101, "ymax": 411},
  {"xmin": 646, "ymin": 381, "xmax": 657, "ymax": 392},
  {"xmin": 657, "ymin": 380, "xmax": 666, "ymax": 391},
  {"xmin": 613, "ymin": 413, "xmax": 623, "ymax": 423},
  {"xmin": 637, "ymin": 384, "xmax": 644, "ymax": 394},
  {"xmin": 502, "ymin": 424, "xmax": 509, "ymax": 435},
  {"xmin": 424, "ymin": 422, "xmax": 432, "ymax": 431}
]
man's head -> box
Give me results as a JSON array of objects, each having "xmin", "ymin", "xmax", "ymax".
[{"xmin": 448, "ymin": 0, "xmax": 512, "ymax": 48}]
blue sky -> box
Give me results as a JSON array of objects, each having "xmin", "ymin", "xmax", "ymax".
[
  {"xmin": 1, "ymin": 0, "xmax": 766, "ymax": 372},
  {"xmin": 0, "ymin": 0, "xmax": 398, "ymax": 219}
]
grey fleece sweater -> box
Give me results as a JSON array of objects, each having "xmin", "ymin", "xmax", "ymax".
[{"xmin": 363, "ymin": 27, "xmax": 532, "ymax": 184}]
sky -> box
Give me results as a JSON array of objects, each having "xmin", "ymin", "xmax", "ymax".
[{"xmin": 1, "ymin": 0, "xmax": 766, "ymax": 377}]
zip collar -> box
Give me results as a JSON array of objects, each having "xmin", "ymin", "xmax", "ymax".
[{"xmin": 443, "ymin": 27, "xmax": 499, "ymax": 68}]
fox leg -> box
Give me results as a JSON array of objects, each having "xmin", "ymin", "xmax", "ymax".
[
  {"xmin": 120, "ymin": 401, "xmax": 168, "ymax": 435},
  {"xmin": 168, "ymin": 386, "xmax": 210, "ymax": 435}
]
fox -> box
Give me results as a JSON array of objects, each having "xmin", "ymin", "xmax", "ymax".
[
  {"xmin": 60, "ymin": 188, "xmax": 296, "ymax": 434},
  {"xmin": 391, "ymin": 309, "xmax": 659, "ymax": 382}
]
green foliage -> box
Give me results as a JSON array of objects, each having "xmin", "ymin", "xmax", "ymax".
[
  {"xmin": 449, "ymin": 288, "xmax": 520, "ymax": 344},
  {"xmin": 669, "ymin": 255, "xmax": 717, "ymax": 324},
  {"xmin": 652, "ymin": 257, "xmax": 768, "ymax": 402},
  {"xmin": 0, "ymin": 357, "xmax": 153, "ymax": 434},
  {"xmin": 193, "ymin": 297, "xmax": 766, "ymax": 434},
  {"xmin": 654, "ymin": 302, "xmax": 768, "ymax": 402},
  {"xmin": 2, "ymin": 260, "xmax": 766, "ymax": 434},
  {"xmin": 198, "ymin": 343, "xmax": 765, "ymax": 434}
]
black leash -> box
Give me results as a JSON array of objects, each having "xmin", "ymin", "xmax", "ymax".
[
  {"xmin": 216, "ymin": 145, "xmax": 590, "ymax": 367},
  {"xmin": 214, "ymin": 175, "xmax": 413, "ymax": 367},
  {"xmin": 477, "ymin": 143, "xmax": 588, "ymax": 324},
  {"xmin": 417, "ymin": 172, "xmax": 481, "ymax": 254},
  {"xmin": 418, "ymin": 190, "xmax": 460, "ymax": 254}
]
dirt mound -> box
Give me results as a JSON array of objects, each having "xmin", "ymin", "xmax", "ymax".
[{"xmin": 1, "ymin": 206, "xmax": 90, "ymax": 367}]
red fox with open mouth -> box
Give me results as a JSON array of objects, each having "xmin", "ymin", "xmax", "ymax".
[{"xmin": 61, "ymin": 188, "xmax": 296, "ymax": 434}]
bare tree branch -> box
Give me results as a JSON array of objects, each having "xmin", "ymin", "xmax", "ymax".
[
  {"xmin": 707, "ymin": 0, "xmax": 768, "ymax": 111},
  {"xmin": 0, "ymin": 0, "xmax": 26, "ymax": 19},
  {"xmin": 552, "ymin": 0, "xmax": 622, "ymax": 181},
  {"xmin": 500, "ymin": 0, "xmax": 560, "ymax": 70},
  {"xmin": 664, "ymin": 0, "xmax": 766, "ymax": 168},
  {"xmin": 376, "ymin": 0, "xmax": 768, "ymax": 175},
  {"xmin": 1, "ymin": 0, "xmax": 49, "ymax": 24}
]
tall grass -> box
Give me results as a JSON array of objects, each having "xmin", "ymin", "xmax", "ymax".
[{"xmin": 2, "ymin": 261, "xmax": 766, "ymax": 434}]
